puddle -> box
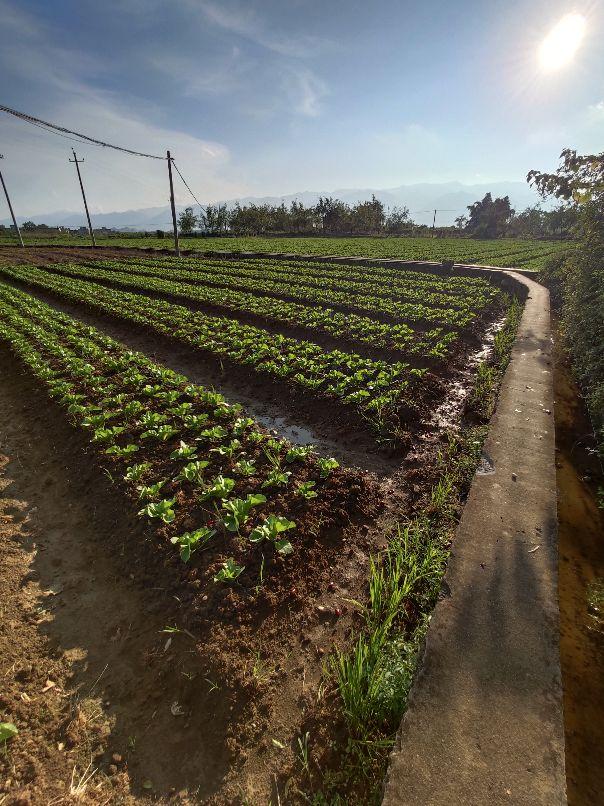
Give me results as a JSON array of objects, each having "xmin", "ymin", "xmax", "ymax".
[
  {"xmin": 476, "ymin": 452, "xmax": 495, "ymax": 475},
  {"xmin": 430, "ymin": 314, "xmax": 507, "ymax": 432}
]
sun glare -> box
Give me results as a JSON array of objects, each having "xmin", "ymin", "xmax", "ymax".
[{"xmin": 539, "ymin": 13, "xmax": 587, "ymax": 72}]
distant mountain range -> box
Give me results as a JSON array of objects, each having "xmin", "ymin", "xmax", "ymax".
[{"xmin": 2, "ymin": 181, "xmax": 546, "ymax": 230}]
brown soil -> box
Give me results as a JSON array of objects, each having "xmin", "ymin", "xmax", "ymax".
[{"xmin": 553, "ymin": 331, "xmax": 604, "ymax": 805}]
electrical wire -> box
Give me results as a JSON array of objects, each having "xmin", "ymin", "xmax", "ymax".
[
  {"xmin": 0, "ymin": 104, "xmax": 165, "ymax": 160},
  {"xmin": 172, "ymin": 161, "xmax": 205, "ymax": 212}
]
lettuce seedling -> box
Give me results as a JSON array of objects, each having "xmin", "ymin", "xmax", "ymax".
[
  {"xmin": 199, "ymin": 476, "xmax": 236, "ymax": 502},
  {"xmin": 171, "ymin": 526, "xmax": 216, "ymax": 562},
  {"xmin": 125, "ymin": 462, "xmax": 151, "ymax": 482},
  {"xmin": 139, "ymin": 498, "xmax": 176, "ymax": 523},
  {"xmin": 105, "ymin": 443, "xmax": 139, "ymax": 457},
  {"xmin": 211, "ymin": 439, "xmax": 241, "ymax": 459},
  {"xmin": 214, "ymin": 558, "xmax": 245, "ymax": 583},
  {"xmin": 285, "ymin": 445, "xmax": 314, "ymax": 463},
  {"xmin": 233, "ymin": 459, "xmax": 256, "ymax": 477},
  {"xmin": 138, "ymin": 480, "xmax": 166, "ymax": 500},
  {"xmin": 176, "ymin": 460, "xmax": 209, "ymax": 483},
  {"xmin": 261, "ymin": 469, "xmax": 291, "ymax": 488},
  {"xmin": 222, "ymin": 494, "xmax": 267, "ymax": 533},
  {"xmin": 317, "ymin": 457, "xmax": 339, "ymax": 478},
  {"xmin": 297, "ymin": 481, "xmax": 318, "ymax": 499},
  {"xmin": 249, "ymin": 515, "xmax": 296, "ymax": 555},
  {"xmin": 170, "ymin": 441, "xmax": 198, "ymax": 460}
]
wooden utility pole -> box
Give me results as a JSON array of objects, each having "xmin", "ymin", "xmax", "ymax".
[
  {"xmin": 166, "ymin": 150, "xmax": 180, "ymax": 256},
  {"xmin": 431, "ymin": 209, "xmax": 437, "ymax": 237},
  {"xmin": 69, "ymin": 150, "xmax": 96, "ymax": 247},
  {"xmin": 0, "ymin": 155, "xmax": 24, "ymax": 247}
]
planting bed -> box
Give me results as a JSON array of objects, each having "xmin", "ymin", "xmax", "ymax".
[{"xmin": 0, "ymin": 247, "xmax": 523, "ymax": 803}]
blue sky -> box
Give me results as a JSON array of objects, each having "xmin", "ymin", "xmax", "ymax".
[{"xmin": 1, "ymin": 0, "xmax": 602, "ymax": 216}]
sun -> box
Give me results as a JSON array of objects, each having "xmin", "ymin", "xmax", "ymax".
[{"xmin": 539, "ymin": 13, "xmax": 587, "ymax": 72}]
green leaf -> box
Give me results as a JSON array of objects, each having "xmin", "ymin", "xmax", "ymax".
[{"xmin": 0, "ymin": 723, "xmax": 18, "ymax": 742}]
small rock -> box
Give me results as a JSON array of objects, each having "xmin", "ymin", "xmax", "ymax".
[
  {"xmin": 112, "ymin": 753, "xmax": 122, "ymax": 764},
  {"xmin": 511, "ymin": 473, "xmax": 517, "ymax": 481}
]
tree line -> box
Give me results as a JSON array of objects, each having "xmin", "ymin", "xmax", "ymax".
[{"xmin": 177, "ymin": 193, "xmax": 577, "ymax": 240}]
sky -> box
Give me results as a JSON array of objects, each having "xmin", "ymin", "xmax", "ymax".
[{"xmin": 0, "ymin": 0, "xmax": 602, "ymax": 218}]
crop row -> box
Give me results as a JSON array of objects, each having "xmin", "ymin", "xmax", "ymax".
[
  {"xmin": 70, "ymin": 256, "xmax": 500, "ymax": 329},
  {"xmin": 0, "ymin": 265, "xmax": 428, "ymax": 434},
  {"xmin": 41, "ymin": 261, "xmax": 459, "ymax": 359},
  {"xmin": 0, "ymin": 234, "xmax": 568, "ymax": 269},
  {"xmin": 0, "ymin": 282, "xmax": 369, "ymax": 578},
  {"xmin": 89, "ymin": 253, "xmax": 496, "ymax": 308}
]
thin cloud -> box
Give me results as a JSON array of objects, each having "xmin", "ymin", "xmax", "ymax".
[
  {"xmin": 191, "ymin": 0, "xmax": 331, "ymax": 58},
  {"xmin": 282, "ymin": 67, "xmax": 329, "ymax": 117}
]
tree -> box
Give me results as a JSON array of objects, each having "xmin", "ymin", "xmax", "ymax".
[
  {"xmin": 22, "ymin": 221, "xmax": 36, "ymax": 232},
  {"xmin": 202, "ymin": 203, "xmax": 229, "ymax": 235},
  {"xmin": 528, "ymin": 148, "xmax": 604, "ymax": 450},
  {"xmin": 385, "ymin": 205, "xmax": 411, "ymax": 234},
  {"xmin": 454, "ymin": 215, "xmax": 467, "ymax": 231},
  {"xmin": 177, "ymin": 207, "xmax": 197, "ymax": 234},
  {"xmin": 465, "ymin": 193, "xmax": 514, "ymax": 239},
  {"xmin": 352, "ymin": 195, "xmax": 385, "ymax": 233}
]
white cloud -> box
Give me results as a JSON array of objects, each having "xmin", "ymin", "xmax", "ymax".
[{"xmin": 282, "ymin": 67, "xmax": 329, "ymax": 117}]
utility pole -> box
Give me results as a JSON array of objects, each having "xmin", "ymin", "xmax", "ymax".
[
  {"xmin": 166, "ymin": 150, "xmax": 180, "ymax": 256},
  {"xmin": 431, "ymin": 209, "xmax": 437, "ymax": 237},
  {"xmin": 69, "ymin": 150, "xmax": 96, "ymax": 247},
  {"xmin": 0, "ymin": 155, "xmax": 24, "ymax": 247}
]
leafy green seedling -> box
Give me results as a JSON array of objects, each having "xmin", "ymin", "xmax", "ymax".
[
  {"xmin": 233, "ymin": 459, "xmax": 256, "ymax": 477},
  {"xmin": 176, "ymin": 460, "xmax": 209, "ymax": 483},
  {"xmin": 171, "ymin": 527, "xmax": 216, "ymax": 562},
  {"xmin": 199, "ymin": 476, "xmax": 236, "ymax": 502},
  {"xmin": 0, "ymin": 723, "xmax": 18, "ymax": 743},
  {"xmin": 232, "ymin": 417, "xmax": 255, "ymax": 436},
  {"xmin": 105, "ymin": 443, "xmax": 139, "ymax": 457},
  {"xmin": 222, "ymin": 494, "xmax": 267, "ymax": 533},
  {"xmin": 138, "ymin": 480, "xmax": 166, "ymax": 501},
  {"xmin": 170, "ymin": 441, "xmax": 198, "ymax": 460},
  {"xmin": 139, "ymin": 498, "xmax": 176, "ymax": 523},
  {"xmin": 198, "ymin": 425, "xmax": 229, "ymax": 442},
  {"xmin": 92, "ymin": 425, "xmax": 125, "ymax": 443},
  {"xmin": 249, "ymin": 515, "xmax": 296, "ymax": 555},
  {"xmin": 261, "ymin": 469, "xmax": 291, "ymax": 488},
  {"xmin": 297, "ymin": 481, "xmax": 318, "ymax": 499},
  {"xmin": 211, "ymin": 439, "xmax": 241, "ymax": 459},
  {"xmin": 285, "ymin": 445, "xmax": 314, "ymax": 463},
  {"xmin": 124, "ymin": 462, "xmax": 151, "ymax": 482},
  {"xmin": 317, "ymin": 457, "xmax": 339, "ymax": 478},
  {"xmin": 214, "ymin": 558, "xmax": 245, "ymax": 583}
]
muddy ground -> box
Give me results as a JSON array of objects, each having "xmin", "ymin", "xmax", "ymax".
[{"xmin": 553, "ymin": 332, "xmax": 604, "ymax": 805}]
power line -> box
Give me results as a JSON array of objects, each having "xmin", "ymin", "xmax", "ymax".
[
  {"xmin": 172, "ymin": 161, "xmax": 205, "ymax": 212},
  {"xmin": 0, "ymin": 104, "xmax": 165, "ymax": 160}
]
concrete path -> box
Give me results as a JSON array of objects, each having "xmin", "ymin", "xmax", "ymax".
[{"xmin": 382, "ymin": 274, "xmax": 565, "ymax": 805}]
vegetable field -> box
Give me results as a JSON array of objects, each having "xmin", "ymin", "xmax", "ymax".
[
  {"xmin": 0, "ymin": 246, "xmax": 523, "ymax": 803},
  {"xmin": 0, "ymin": 233, "xmax": 572, "ymax": 271}
]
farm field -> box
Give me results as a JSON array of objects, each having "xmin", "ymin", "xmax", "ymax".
[
  {"xmin": 0, "ymin": 246, "xmax": 523, "ymax": 803},
  {"xmin": 0, "ymin": 234, "xmax": 572, "ymax": 271}
]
